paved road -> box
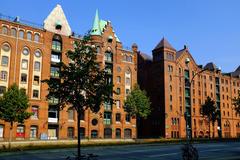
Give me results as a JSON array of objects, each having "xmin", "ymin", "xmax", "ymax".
[{"xmin": 0, "ymin": 142, "xmax": 240, "ymax": 160}]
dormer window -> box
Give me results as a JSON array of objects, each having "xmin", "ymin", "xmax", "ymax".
[
  {"xmin": 108, "ymin": 36, "xmax": 113, "ymax": 43},
  {"xmin": 55, "ymin": 21, "xmax": 62, "ymax": 30}
]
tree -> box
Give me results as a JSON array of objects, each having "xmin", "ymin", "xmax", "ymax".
[
  {"xmin": 124, "ymin": 85, "xmax": 151, "ymax": 137},
  {"xmin": 43, "ymin": 35, "xmax": 112, "ymax": 160},
  {"xmin": 201, "ymin": 96, "xmax": 218, "ymax": 138},
  {"xmin": 0, "ymin": 83, "xmax": 32, "ymax": 149},
  {"xmin": 233, "ymin": 90, "xmax": 240, "ymax": 116}
]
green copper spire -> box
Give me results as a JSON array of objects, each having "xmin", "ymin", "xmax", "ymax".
[{"xmin": 90, "ymin": 9, "xmax": 101, "ymax": 35}]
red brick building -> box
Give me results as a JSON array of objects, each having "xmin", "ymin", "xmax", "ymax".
[
  {"xmin": 0, "ymin": 5, "xmax": 137, "ymax": 140},
  {"xmin": 138, "ymin": 38, "xmax": 240, "ymax": 139}
]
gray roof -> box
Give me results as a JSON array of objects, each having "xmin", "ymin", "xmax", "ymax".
[
  {"xmin": 231, "ymin": 65, "xmax": 240, "ymax": 77},
  {"xmin": 154, "ymin": 38, "xmax": 175, "ymax": 50},
  {"xmin": 139, "ymin": 52, "xmax": 152, "ymax": 61},
  {"xmin": 176, "ymin": 48, "xmax": 186, "ymax": 59},
  {"xmin": 204, "ymin": 62, "xmax": 217, "ymax": 71}
]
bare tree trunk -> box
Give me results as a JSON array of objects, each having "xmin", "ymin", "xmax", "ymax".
[
  {"xmin": 208, "ymin": 118, "xmax": 211, "ymax": 139},
  {"xmin": 212, "ymin": 122, "xmax": 215, "ymax": 138},
  {"xmin": 77, "ymin": 111, "xmax": 81, "ymax": 160},
  {"xmin": 9, "ymin": 122, "xmax": 13, "ymax": 150}
]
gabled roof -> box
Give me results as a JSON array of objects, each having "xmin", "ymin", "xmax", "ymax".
[
  {"xmin": 43, "ymin": 4, "xmax": 72, "ymax": 36},
  {"xmin": 154, "ymin": 38, "xmax": 175, "ymax": 50},
  {"xmin": 90, "ymin": 10, "xmax": 120, "ymax": 42},
  {"xmin": 176, "ymin": 48, "xmax": 186, "ymax": 59}
]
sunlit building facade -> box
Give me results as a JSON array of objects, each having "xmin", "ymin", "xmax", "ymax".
[{"xmin": 0, "ymin": 5, "xmax": 137, "ymax": 140}]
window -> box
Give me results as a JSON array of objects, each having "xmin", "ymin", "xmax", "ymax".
[
  {"xmin": 19, "ymin": 30, "xmax": 24, "ymax": 39},
  {"xmin": 0, "ymin": 86, "xmax": 6, "ymax": 95},
  {"xmin": 34, "ymin": 50, "xmax": 41, "ymax": 57},
  {"xmin": 124, "ymin": 129, "xmax": 132, "ymax": 139},
  {"xmin": 68, "ymin": 108, "xmax": 74, "ymax": 121},
  {"xmin": 116, "ymin": 88, "xmax": 120, "ymax": 95},
  {"xmin": 50, "ymin": 66, "xmax": 60, "ymax": 78},
  {"xmin": 104, "ymin": 128, "xmax": 112, "ymax": 138},
  {"xmin": 33, "ymin": 90, "xmax": 39, "ymax": 98},
  {"xmin": 116, "ymin": 128, "xmax": 121, "ymax": 139},
  {"xmin": 34, "ymin": 34, "xmax": 40, "ymax": 42},
  {"xmin": 51, "ymin": 54, "xmax": 61, "ymax": 63},
  {"xmin": 52, "ymin": 40, "xmax": 62, "ymax": 51},
  {"xmin": 91, "ymin": 130, "xmax": 98, "ymax": 138},
  {"xmin": 126, "ymin": 56, "xmax": 133, "ymax": 62},
  {"xmin": 48, "ymin": 106, "xmax": 58, "ymax": 119},
  {"xmin": 31, "ymin": 106, "xmax": 39, "ymax": 119},
  {"xmin": 104, "ymin": 101, "xmax": 112, "ymax": 111},
  {"xmin": 21, "ymin": 73, "xmax": 27, "ymax": 83},
  {"xmin": 2, "ymin": 26, "xmax": 8, "ymax": 35},
  {"xmin": 96, "ymin": 46, "xmax": 100, "ymax": 54},
  {"xmin": 68, "ymin": 127, "xmax": 74, "ymax": 139},
  {"xmin": 21, "ymin": 59, "xmax": 28, "ymax": 69},
  {"xmin": 126, "ymin": 89, "xmax": 130, "ymax": 95},
  {"xmin": 117, "ymin": 76, "xmax": 121, "ymax": 83},
  {"xmin": 92, "ymin": 119, "xmax": 98, "ymax": 126},
  {"xmin": 0, "ymin": 125, "xmax": 3, "ymax": 138},
  {"xmin": 2, "ymin": 44, "xmax": 10, "ymax": 52},
  {"xmin": 16, "ymin": 125, "xmax": 25, "ymax": 138},
  {"xmin": 30, "ymin": 126, "xmax": 37, "ymax": 139},
  {"xmin": 116, "ymin": 100, "xmax": 120, "ymax": 109},
  {"xmin": 125, "ymin": 114, "xmax": 131, "ymax": 123},
  {"xmin": 11, "ymin": 28, "xmax": 17, "ymax": 37},
  {"xmin": 80, "ymin": 110, "xmax": 85, "ymax": 120},
  {"xmin": 34, "ymin": 61, "xmax": 40, "ymax": 71},
  {"xmin": 104, "ymin": 112, "xmax": 112, "ymax": 125},
  {"xmin": 33, "ymin": 76, "xmax": 40, "ymax": 85},
  {"xmin": 0, "ymin": 71, "xmax": 7, "ymax": 81},
  {"xmin": 80, "ymin": 127, "xmax": 85, "ymax": 139},
  {"xmin": 27, "ymin": 32, "xmax": 32, "ymax": 40},
  {"xmin": 22, "ymin": 48, "xmax": 29, "ymax": 56},
  {"xmin": 105, "ymin": 52, "xmax": 113, "ymax": 62},
  {"xmin": 1, "ymin": 56, "xmax": 9, "ymax": 66},
  {"xmin": 116, "ymin": 113, "xmax": 121, "ymax": 122}
]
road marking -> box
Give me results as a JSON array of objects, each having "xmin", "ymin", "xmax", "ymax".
[{"xmin": 148, "ymin": 152, "xmax": 180, "ymax": 158}]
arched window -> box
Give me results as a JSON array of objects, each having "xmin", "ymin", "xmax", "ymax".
[
  {"xmin": 34, "ymin": 50, "xmax": 42, "ymax": 58},
  {"xmin": 104, "ymin": 128, "xmax": 112, "ymax": 138},
  {"xmin": 19, "ymin": 30, "xmax": 24, "ymax": 39},
  {"xmin": 34, "ymin": 33, "xmax": 40, "ymax": 42},
  {"xmin": 22, "ymin": 47, "xmax": 30, "ymax": 56},
  {"xmin": 116, "ymin": 128, "xmax": 121, "ymax": 139},
  {"xmin": 27, "ymin": 32, "xmax": 32, "ymax": 40},
  {"xmin": 2, "ymin": 43, "xmax": 10, "ymax": 52},
  {"xmin": 96, "ymin": 46, "xmax": 100, "ymax": 54},
  {"xmin": 80, "ymin": 127, "xmax": 85, "ymax": 139},
  {"xmin": 11, "ymin": 28, "xmax": 17, "ymax": 37},
  {"xmin": 124, "ymin": 129, "xmax": 132, "ymax": 139},
  {"xmin": 68, "ymin": 127, "xmax": 74, "ymax": 139},
  {"xmin": 2, "ymin": 26, "xmax": 8, "ymax": 35},
  {"xmin": 91, "ymin": 130, "xmax": 98, "ymax": 138}
]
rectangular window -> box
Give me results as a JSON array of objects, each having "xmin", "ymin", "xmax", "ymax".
[
  {"xmin": 125, "ymin": 114, "xmax": 131, "ymax": 123},
  {"xmin": 116, "ymin": 113, "xmax": 121, "ymax": 122},
  {"xmin": 21, "ymin": 73, "xmax": 27, "ymax": 83},
  {"xmin": 116, "ymin": 88, "xmax": 120, "ymax": 95},
  {"xmin": 68, "ymin": 108, "xmax": 74, "ymax": 121},
  {"xmin": 104, "ymin": 112, "xmax": 112, "ymax": 125},
  {"xmin": 33, "ymin": 90, "xmax": 39, "ymax": 98},
  {"xmin": 0, "ymin": 86, "xmax": 6, "ymax": 95},
  {"xmin": 16, "ymin": 126, "xmax": 25, "ymax": 138},
  {"xmin": 34, "ymin": 61, "xmax": 40, "ymax": 71},
  {"xmin": 21, "ymin": 59, "xmax": 28, "ymax": 69},
  {"xmin": 33, "ymin": 76, "xmax": 40, "ymax": 85},
  {"xmin": 126, "ymin": 89, "xmax": 130, "ymax": 95},
  {"xmin": 30, "ymin": 126, "xmax": 37, "ymax": 138},
  {"xmin": 50, "ymin": 67, "xmax": 60, "ymax": 78},
  {"xmin": 116, "ymin": 100, "xmax": 120, "ymax": 109},
  {"xmin": 31, "ymin": 106, "xmax": 38, "ymax": 119},
  {"xmin": 0, "ymin": 71, "xmax": 7, "ymax": 81},
  {"xmin": 126, "ymin": 77, "xmax": 131, "ymax": 85},
  {"xmin": 51, "ymin": 54, "xmax": 61, "ymax": 63},
  {"xmin": 0, "ymin": 125, "xmax": 4, "ymax": 138},
  {"xmin": 1, "ymin": 56, "xmax": 9, "ymax": 66}
]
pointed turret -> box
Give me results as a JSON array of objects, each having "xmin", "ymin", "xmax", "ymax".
[
  {"xmin": 90, "ymin": 9, "xmax": 101, "ymax": 36},
  {"xmin": 43, "ymin": 4, "xmax": 72, "ymax": 36},
  {"xmin": 154, "ymin": 37, "xmax": 175, "ymax": 51}
]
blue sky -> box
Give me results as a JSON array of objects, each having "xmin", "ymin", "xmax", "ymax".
[{"xmin": 1, "ymin": 0, "xmax": 240, "ymax": 72}]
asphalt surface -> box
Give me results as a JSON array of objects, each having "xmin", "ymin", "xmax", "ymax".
[{"xmin": 0, "ymin": 142, "xmax": 240, "ymax": 160}]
